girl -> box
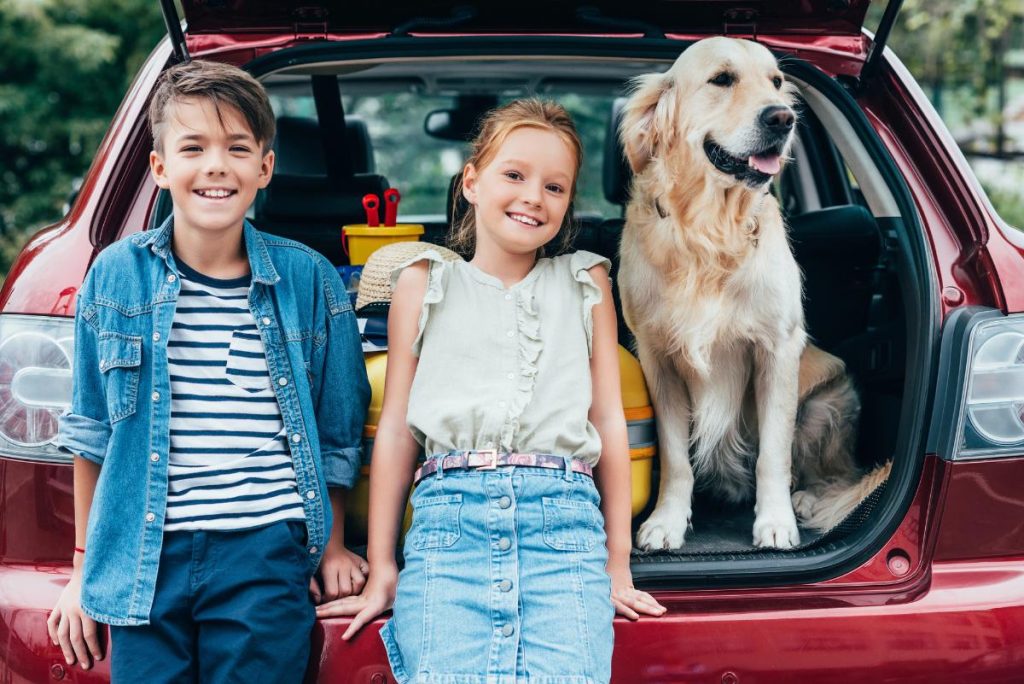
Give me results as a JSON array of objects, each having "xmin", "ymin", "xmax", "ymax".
[{"xmin": 318, "ymin": 99, "xmax": 664, "ymax": 683}]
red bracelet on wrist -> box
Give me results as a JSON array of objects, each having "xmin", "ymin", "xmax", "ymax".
[{"xmin": 73, "ymin": 546, "xmax": 85, "ymax": 555}]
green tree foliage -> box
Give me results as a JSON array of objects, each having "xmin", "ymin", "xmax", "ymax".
[
  {"xmin": 0, "ymin": 0, "xmax": 164, "ymax": 265},
  {"xmin": 877, "ymin": 0, "xmax": 1024, "ymax": 227}
]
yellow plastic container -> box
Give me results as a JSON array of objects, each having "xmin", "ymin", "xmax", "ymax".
[
  {"xmin": 347, "ymin": 346, "xmax": 658, "ymax": 539},
  {"xmin": 343, "ymin": 224, "xmax": 424, "ymax": 265},
  {"xmin": 345, "ymin": 353, "xmax": 414, "ymax": 540},
  {"xmin": 619, "ymin": 346, "xmax": 656, "ymax": 517}
]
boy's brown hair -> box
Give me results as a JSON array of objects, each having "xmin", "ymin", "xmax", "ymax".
[{"xmin": 148, "ymin": 60, "xmax": 276, "ymax": 154}]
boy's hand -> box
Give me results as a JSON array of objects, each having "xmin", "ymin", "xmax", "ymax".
[
  {"xmin": 608, "ymin": 559, "xmax": 666, "ymax": 620},
  {"xmin": 47, "ymin": 569, "xmax": 104, "ymax": 669},
  {"xmin": 310, "ymin": 546, "xmax": 368, "ymax": 603},
  {"xmin": 316, "ymin": 564, "xmax": 398, "ymax": 640}
]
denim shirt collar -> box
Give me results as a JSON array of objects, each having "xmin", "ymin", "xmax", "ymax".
[{"xmin": 133, "ymin": 215, "xmax": 281, "ymax": 286}]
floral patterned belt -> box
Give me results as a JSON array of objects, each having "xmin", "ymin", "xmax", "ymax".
[{"xmin": 413, "ymin": 450, "xmax": 594, "ymax": 485}]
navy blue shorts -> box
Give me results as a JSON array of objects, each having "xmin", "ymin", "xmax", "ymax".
[{"xmin": 110, "ymin": 520, "xmax": 314, "ymax": 684}]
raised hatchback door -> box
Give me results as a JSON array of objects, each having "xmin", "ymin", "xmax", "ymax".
[{"xmin": 167, "ymin": 0, "xmax": 888, "ymax": 39}]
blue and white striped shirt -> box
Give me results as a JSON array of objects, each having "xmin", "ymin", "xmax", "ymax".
[{"xmin": 164, "ymin": 260, "xmax": 306, "ymax": 532}]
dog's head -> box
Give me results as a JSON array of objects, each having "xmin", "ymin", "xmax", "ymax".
[{"xmin": 621, "ymin": 37, "xmax": 797, "ymax": 189}]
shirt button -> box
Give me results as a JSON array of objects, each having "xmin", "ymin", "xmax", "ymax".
[
  {"xmin": 501, "ymin": 624, "xmax": 515, "ymax": 637},
  {"xmin": 262, "ymin": 317, "xmax": 271, "ymax": 326},
  {"xmin": 150, "ymin": 452, "xmax": 159, "ymax": 462},
  {"xmin": 308, "ymin": 546, "xmax": 318, "ymax": 554},
  {"xmin": 166, "ymin": 274, "xmax": 176, "ymax": 283},
  {"xmin": 152, "ymin": 391, "xmax": 160, "ymax": 401},
  {"xmin": 506, "ymin": 372, "xmax": 514, "ymax": 380},
  {"xmin": 99, "ymin": 360, "xmax": 107, "ymax": 370},
  {"xmin": 485, "ymin": 441, "xmax": 494, "ymax": 448},
  {"xmin": 278, "ymin": 377, "xmax": 288, "ymax": 386},
  {"xmin": 504, "ymin": 294, "xmax": 513, "ymax": 301},
  {"xmin": 497, "ymin": 496, "xmax": 511, "ymax": 509},
  {"xmin": 306, "ymin": 490, "xmax": 316, "ymax": 500},
  {"xmin": 152, "ymin": 332, "xmax": 160, "ymax": 342},
  {"xmin": 291, "ymin": 433, "xmax": 302, "ymax": 444},
  {"xmin": 497, "ymin": 537, "xmax": 511, "ymax": 551},
  {"xmin": 498, "ymin": 579, "xmax": 513, "ymax": 592},
  {"xmin": 506, "ymin": 330, "xmax": 514, "ymax": 338},
  {"xmin": 145, "ymin": 512, "xmax": 156, "ymax": 522}
]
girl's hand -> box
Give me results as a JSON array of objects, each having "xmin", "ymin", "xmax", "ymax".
[
  {"xmin": 316, "ymin": 565, "xmax": 399, "ymax": 640},
  {"xmin": 608, "ymin": 561, "xmax": 666, "ymax": 620},
  {"xmin": 47, "ymin": 569, "xmax": 104, "ymax": 669},
  {"xmin": 311, "ymin": 546, "xmax": 369, "ymax": 603}
]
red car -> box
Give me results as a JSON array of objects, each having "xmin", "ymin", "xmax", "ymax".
[{"xmin": 2, "ymin": 1, "xmax": 1023, "ymax": 682}]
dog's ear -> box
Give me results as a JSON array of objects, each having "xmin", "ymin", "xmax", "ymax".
[{"xmin": 619, "ymin": 72, "xmax": 676, "ymax": 174}]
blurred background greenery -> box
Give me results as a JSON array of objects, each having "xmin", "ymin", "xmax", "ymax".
[{"xmin": 0, "ymin": 0, "xmax": 1021, "ymax": 281}]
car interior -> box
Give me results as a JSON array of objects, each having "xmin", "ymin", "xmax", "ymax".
[{"xmin": 146, "ymin": 55, "xmax": 914, "ymax": 573}]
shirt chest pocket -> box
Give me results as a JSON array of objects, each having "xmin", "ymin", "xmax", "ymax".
[
  {"xmin": 98, "ymin": 332, "xmax": 142, "ymax": 423},
  {"xmin": 225, "ymin": 330, "xmax": 272, "ymax": 393}
]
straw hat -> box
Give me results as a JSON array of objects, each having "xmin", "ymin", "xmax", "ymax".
[{"xmin": 355, "ymin": 241, "xmax": 462, "ymax": 312}]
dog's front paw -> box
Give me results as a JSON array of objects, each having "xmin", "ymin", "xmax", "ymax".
[
  {"xmin": 752, "ymin": 506, "xmax": 800, "ymax": 549},
  {"xmin": 636, "ymin": 506, "xmax": 692, "ymax": 551}
]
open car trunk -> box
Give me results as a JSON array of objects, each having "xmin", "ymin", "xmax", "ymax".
[{"xmin": 145, "ymin": 36, "xmax": 931, "ymax": 586}]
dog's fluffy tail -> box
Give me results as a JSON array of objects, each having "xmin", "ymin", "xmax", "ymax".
[
  {"xmin": 793, "ymin": 461, "xmax": 892, "ymax": 533},
  {"xmin": 791, "ymin": 345, "xmax": 892, "ymax": 533}
]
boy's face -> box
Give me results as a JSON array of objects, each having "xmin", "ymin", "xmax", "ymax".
[{"xmin": 149, "ymin": 97, "xmax": 274, "ymax": 237}]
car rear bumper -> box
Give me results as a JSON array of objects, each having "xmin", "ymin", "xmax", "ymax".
[{"xmin": 4, "ymin": 559, "xmax": 1023, "ymax": 683}]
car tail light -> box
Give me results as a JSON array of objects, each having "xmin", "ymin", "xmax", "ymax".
[
  {"xmin": 0, "ymin": 314, "xmax": 74, "ymax": 463},
  {"xmin": 957, "ymin": 315, "xmax": 1024, "ymax": 459}
]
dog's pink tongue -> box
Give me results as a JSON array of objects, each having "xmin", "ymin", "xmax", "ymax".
[{"xmin": 749, "ymin": 153, "xmax": 781, "ymax": 175}]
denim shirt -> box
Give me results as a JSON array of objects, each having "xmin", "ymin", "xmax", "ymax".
[{"xmin": 56, "ymin": 217, "xmax": 370, "ymax": 626}]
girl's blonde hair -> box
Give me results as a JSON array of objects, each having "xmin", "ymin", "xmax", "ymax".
[{"xmin": 449, "ymin": 99, "xmax": 583, "ymax": 257}]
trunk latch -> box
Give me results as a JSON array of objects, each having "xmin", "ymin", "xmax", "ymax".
[
  {"xmin": 293, "ymin": 6, "xmax": 328, "ymax": 40},
  {"xmin": 723, "ymin": 8, "xmax": 758, "ymax": 39}
]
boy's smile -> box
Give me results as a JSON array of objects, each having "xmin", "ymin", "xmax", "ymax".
[{"xmin": 149, "ymin": 97, "xmax": 274, "ymax": 238}]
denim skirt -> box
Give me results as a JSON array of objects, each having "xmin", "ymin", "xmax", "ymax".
[{"xmin": 380, "ymin": 458, "xmax": 614, "ymax": 684}]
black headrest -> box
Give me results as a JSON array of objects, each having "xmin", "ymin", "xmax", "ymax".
[
  {"xmin": 273, "ymin": 116, "xmax": 375, "ymax": 176},
  {"xmin": 447, "ymin": 171, "xmax": 468, "ymax": 228},
  {"xmin": 603, "ymin": 97, "xmax": 632, "ymax": 206},
  {"xmin": 787, "ymin": 205, "xmax": 881, "ymax": 263},
  {"xmin": 259, "ymin": 173, "xmax": 389, "ymax": 224}
]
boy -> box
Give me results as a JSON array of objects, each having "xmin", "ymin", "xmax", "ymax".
[{"xmin": 46, "ymin": 60, "xmax": 370, "ymax": 683}]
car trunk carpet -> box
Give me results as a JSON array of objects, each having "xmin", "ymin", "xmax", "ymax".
[{"xmin": 631, "ymin": 470, "xmax": 890, "ymax": 559}]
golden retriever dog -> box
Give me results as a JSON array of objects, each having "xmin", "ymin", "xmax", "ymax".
[{"xmin": 619, "ymin": 37, "xmax": 891, "ymax": 550}]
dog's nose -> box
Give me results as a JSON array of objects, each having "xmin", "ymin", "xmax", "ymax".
[{"xmin": 759, "ymin": 106, "xmax": 795, "ymax": 132}]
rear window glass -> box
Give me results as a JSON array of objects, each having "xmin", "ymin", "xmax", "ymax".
[{"xmin": 269, "ymin": 90, "xmax": 618, "ymax": 221}]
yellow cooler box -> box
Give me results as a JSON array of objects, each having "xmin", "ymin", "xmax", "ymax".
[{"xmin": 345, "ymin": 347, "xmax": 657, "ymax": 540}]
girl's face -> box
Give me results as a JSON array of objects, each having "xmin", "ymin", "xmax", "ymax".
[{"xmin": 462, "ymin": 127, "xmax": 575, "ymax": 257}]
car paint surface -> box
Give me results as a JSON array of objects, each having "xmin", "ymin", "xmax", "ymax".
[{"xmin": 2, "ymin": 25, "xmax": 1023, "ymax": 683}]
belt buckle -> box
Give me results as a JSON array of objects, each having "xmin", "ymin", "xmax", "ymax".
[{"xmin": 475, "ymin": 449, "xmax": 499, "ymax": 470}]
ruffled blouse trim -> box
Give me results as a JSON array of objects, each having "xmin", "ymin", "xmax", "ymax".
[
  {"xmin": 570, "ymin": 251, "xmax": 612, "ymax": 357},
  {"xmin": 389, "ymin": 249, "xmax": 449, "ymax": 356},
  {"xmin": 500, "ymin": 270, "xmax": 544, "ymax": 451}
]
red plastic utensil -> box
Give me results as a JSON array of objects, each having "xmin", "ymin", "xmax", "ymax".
[
  {"xmin": 362, "ymin": 194, "xmax": 380, "ymax": 227},
  {"xmin": 383, "ymin": 188, "xmax": 401, "ymax": 227}
]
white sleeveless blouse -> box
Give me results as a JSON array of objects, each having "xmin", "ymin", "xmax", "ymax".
[{"xmin": 391, "ymin": 250, "xmax": 611, "ymax": 466}]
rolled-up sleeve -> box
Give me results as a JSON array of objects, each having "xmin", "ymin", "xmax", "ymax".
[
  {"xmin": 55, "ymin": 289, "xmax": 111, "ymax": 465},
  {"xmin": 312, "ymin": 270, "xmax": 370, "ymax": 489}
]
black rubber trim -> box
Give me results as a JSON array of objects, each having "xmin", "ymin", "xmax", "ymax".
[{"xmin": 242, "ymin": 36, "xmax": 937, "ymax": 588}]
